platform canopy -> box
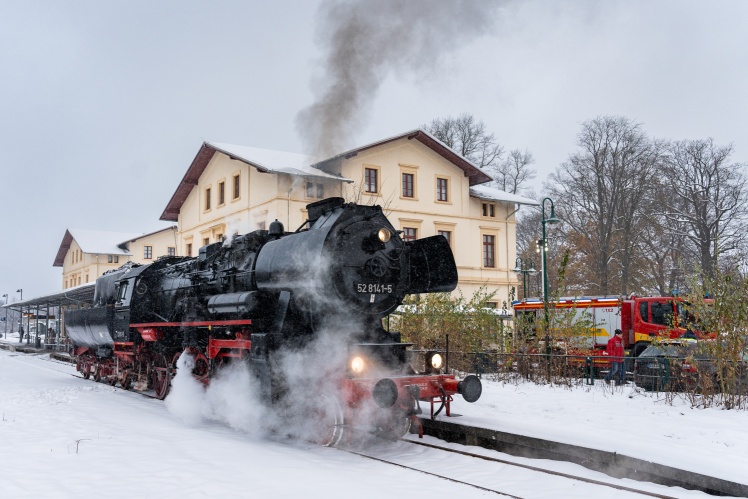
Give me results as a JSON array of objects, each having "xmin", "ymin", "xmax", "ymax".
[{"xmin": 2, "ymin": 284, "xmax": 95, "ymax": 313}]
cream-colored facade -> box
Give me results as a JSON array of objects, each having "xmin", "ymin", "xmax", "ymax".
[
  {"xmin": 54, "ymin": 227, "xmax": 178, "ymax": 289},
  {"xmin": 161, "ymin": 131, "xmax": 538, "ymax": 307}
]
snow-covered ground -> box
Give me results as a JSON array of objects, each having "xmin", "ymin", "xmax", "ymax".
[{"xmin": 1, "ymin": 346, "xmax": 746, "ymax": 498}]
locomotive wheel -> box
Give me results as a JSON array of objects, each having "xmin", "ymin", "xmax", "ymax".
[
  {"xmin": 120, "ymin": 374, "xmax": 132, "ymax": 390},
  {"xmin": 152, "ymin": 355, "xmax": 171, "ymax": 400},
  {"xmin": 192, "ymin": 352, "xmax": 210, "ymax": 380},
  {"xmin": 310, "ymin": 396, "xmax": 347, "ymax": 447},
  {"xmin": 81, "ymin": 363, "xmax": 91, "ymax": 380},
  {"xmin": 381, "ymin": 415, "xmax": 411, "ymax": 441},
  {"xmin": 93, "ymin": 365, "xmax": 102, "ymax": 383}
]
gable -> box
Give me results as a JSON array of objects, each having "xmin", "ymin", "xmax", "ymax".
[
  {"xmin": 160, "ymin": 142, "xmax": 351, "ymax": 221},
  {"xmin": 314, "ymin": 129, "xmax": 492, "ymax": 186}
]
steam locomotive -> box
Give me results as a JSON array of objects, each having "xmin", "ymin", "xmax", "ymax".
[{"xmin": 66, "ymin": 197, "xmax": 481, "ymax": 445}]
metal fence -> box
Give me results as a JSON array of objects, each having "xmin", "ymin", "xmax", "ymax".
[{"xmin": 414, "ymin": 350, "xmax": 748, "ymax": 397}]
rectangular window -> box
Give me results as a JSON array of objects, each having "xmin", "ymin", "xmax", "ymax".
[
  {"xmin": 205, "ymin": 187, "xmax": 212, "ymax": 211},
  {"xmin": 307, "ymin": 182, "xmax": 325, "ymax": 198},
  {"xmin": 402, "ymin": 227, "xmax": 417, "ymax": 242},
  {"xmin": 650, "ymin": 302, "xmax": 674, "ymax": 326},
  {"xmin": 233, "ymin": 174, "xmax": 240, "ymax": 200},
  {"xmin": 167, "ymin": 247, "xmax": 176, "ymax": 257},
  {"xmin": 438, "ymin": 230, "xmax": 451, "ymax": 246},
  {"xmin": 402, "ymin": 173, "xmax": 414, "ymax": 198},
  {"xmin": 218, "ymin": 181, "xmax": 225, "ymax": 205},
  {"xmin": 114, "ymin": 256, "xmax": 119, "ymax": 263},
  {"xmin": 437, "ymin": 177, "xmax": 448, "ymax": 202},
  {"xmin": 483, "ymin": 235, "xmax": 495, "ymax": 267},
  {"xmin": 108, "ymin": 255, "xmax": 113, "ymax": 263},
  {"xmin": 117, "ymin": 281, "xmax": 128, "ymax": 302},
  {"xmin": 482, "ymin": 202, "xmax": 496, "ymax": 217},
  {"xmin": 186, "ymin": 243, "xmax": 192, "ymax": 257},
  {"xmin": 365, "ymin": 168, "xmax": 378, "ymax": 193},
  {"xmin": 144, "ymin": 246, "xmax": 153, "ymax": 259},
  {"xmin": 203, "ymin": 238, "xmax": 210, "ymax": 246}
]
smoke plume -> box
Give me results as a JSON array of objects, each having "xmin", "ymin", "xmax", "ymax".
[{"xmin": 296, "ymin": 0, "xmax": 501, "ymax": 158}]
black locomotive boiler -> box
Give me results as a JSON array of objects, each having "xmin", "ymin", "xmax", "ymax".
[{"xmin": 66, "ymin": 197, "xmax": 482, "ymax": 444}]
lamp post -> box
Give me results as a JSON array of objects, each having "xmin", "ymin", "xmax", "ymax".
[
  {"xmin": 513, "ymin": 257, "xmax": 537, "ymax": 299},
  {"xmin": 17, "ymin": 289, "xmax": 25, "ymax": 343},
  {"xmin": 2, "ymin": 293, "xmax": 7, "ymax": 339},
  {"xmin": 539, "ymin": 198, "xmax": 560, "ymax": 323}
]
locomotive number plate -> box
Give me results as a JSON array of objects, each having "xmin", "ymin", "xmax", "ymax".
[{"xmin": 356, "ymin": 283, "xmax": 393, "ymax": 294}]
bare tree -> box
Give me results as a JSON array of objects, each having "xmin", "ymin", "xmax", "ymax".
[
  {"xmin": 495, "ymin": 149, "xmax": 537, "ymax": 194},
  {"xmin": 664, "ymin": 139, "xmax": 748, "ymax": 279},
  {"xmin": 635, "ymin": 175, "xmax": 700, "ymax": 296},
  {"xmin": 548, "ymin": 116, "xmax": 659, "ymax": 295},
  {"xmin": 424, "ymin": 114, "xmax": 504, "ymax": 170}
]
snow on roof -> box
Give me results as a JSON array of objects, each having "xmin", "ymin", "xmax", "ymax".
[
  {"xmin": 68, "ymin": 228, "xmax": 141, "ymax": 255},
  {"xmin": 54, "ymin": 226, "xmax": 176, "ymax": 267},
  {"xmin": 469, "ymin": 185, "xmax": 540, "ymax": 206},
  {"xmin": 207, "ymin": 142, "xmax": 352, "ymax": 182}
]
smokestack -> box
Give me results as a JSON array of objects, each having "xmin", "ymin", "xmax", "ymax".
[{"xmin": 296, "ymin": 0, "xmax": 501, "ymax": 158}]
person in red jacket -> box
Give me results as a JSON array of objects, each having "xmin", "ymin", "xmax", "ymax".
[{"xmin": 604, "ymin": 329, "xmax": 625, "ymax": 385}]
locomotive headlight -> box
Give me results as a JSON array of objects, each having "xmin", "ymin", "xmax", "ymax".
[
  {"xmin": 425, "ymin": 351, "xmax": 444, "ymax": 373},
  {"xmin": 363, "ymin": 228, "xmax": 392, "ymax": 252},
  {"xmin": 350, "ymin": 356, "xmax": 366, "ymax": 374},
  {"xmin": 430, "ymin": 353, "xmax": 444, "ymax": 370}
]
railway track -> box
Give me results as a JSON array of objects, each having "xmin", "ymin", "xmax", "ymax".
[
  {"xmin": 339, "ymin": 437, "xmax": 683, "ymax": 499},
  {"xmin": 423, "ymin": 438, "xmax": 677, "ymax": 497}
]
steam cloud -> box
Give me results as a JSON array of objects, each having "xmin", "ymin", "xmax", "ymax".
[
  {"xmin": 166, "ymin": 352, "xmax": 269, "ymax": 437},
  {"xmin": 296, "ymin": 0, "xmax": 501, "ymax": 158}
]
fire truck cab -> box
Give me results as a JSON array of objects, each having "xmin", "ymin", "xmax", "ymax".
[{"xmin": 512, "ymin": 295, "xmax": 706, "ymax": 358}]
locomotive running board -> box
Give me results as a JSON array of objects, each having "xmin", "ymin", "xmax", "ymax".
[{"xmin": 130, "ymin": 319, "xmax": 253, "ymax": 327}]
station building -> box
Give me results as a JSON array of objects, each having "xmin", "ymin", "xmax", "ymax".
[{"xmin": 160, "ymin": 129, "xmax": 538, "ymax": 308}]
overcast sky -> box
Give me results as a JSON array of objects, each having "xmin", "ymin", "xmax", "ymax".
[{"xmin": 1, "ymin": 0, "xmax": 747, "ymax": 300}]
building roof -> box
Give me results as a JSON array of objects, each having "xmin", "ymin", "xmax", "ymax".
[
  {"xmin": 313, "ymin": 129, "xmax": 493, "ymax": 186},
  {"xmin": 159, "ymin": 142, "xmax": 353, "ymax": 221},
  {"xmin": 160, "ymin": 130, "xmax": 495, "ymax": 221},
  {"xmin": 2, "ymin": 283, "xmax": 95, "ymax": 311},
  {"xmin": 52, "ymin": 226, "xmax": 177, "ymax": 267},
  {"xmin": 469, "ymin": 185, "xmax": 540, "ymax": 206}
]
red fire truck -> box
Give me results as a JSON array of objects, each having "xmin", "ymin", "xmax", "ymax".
[{"xmin": 512, "ymin": 295, "xmax": 708, "ymax": 358}]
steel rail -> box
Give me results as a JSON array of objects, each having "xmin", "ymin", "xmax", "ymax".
[{"xmin": 400, "ymin": 438, "xmax": 679, "ymax": 499}]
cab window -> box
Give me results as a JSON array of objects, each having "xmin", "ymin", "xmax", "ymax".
[
  {"xmin": 639, "ymin": 302, "xmax": 648, "ymax": 322},
  {"xmin": 116, "ymin": 281, "xmax": 129, "ymax": 304},
  {"xmin": 650, "ymin": 301, "xmax": 673, "ymax": 326}
]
